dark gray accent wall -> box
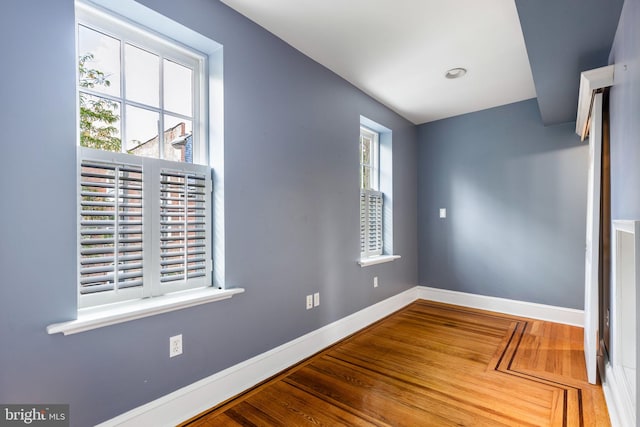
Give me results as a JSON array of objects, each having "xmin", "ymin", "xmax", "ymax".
[
  {"xmin": 417, "ymin": 99, "xmax": 587, "ymax": 309},
  {"xmin": 515, "ymin": 0, "xmax": 623, "ymax": 125},
  {"xmin": 608, "ymin": 0, "xmax": 640, "ymax": 413},
  {"xmin": 0, "ymin": 1, "xmax": 417, "ymax": 425}
]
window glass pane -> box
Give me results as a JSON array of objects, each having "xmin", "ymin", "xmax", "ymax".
[
  {"xmin": 79, "ymin": 93, "xmax": 121, "ymax": 152},
  {"xmin": 164, "ymin": 59, "xmax": 193, "ymax": 116},
  {"xmin": 78, "ymin": 25, "xmax": 121, "ymax": 97},
  {"xmin": 125, "ymin": 105, "xmax": 160, "ymax": 158},
  {"xmin": 164, "ymin": 115, "xmax": 193, "ymax": 163},
  {"xmin": 125, "ymin": 44, "xmax": 159, "ymax": 107},
  {"xmin": 360, "ymin": 135, "xmax": 371, "ymax": 166},
  {"xmin": 361, "ymin": 166, "xmax": 371, "ymax": 190}
]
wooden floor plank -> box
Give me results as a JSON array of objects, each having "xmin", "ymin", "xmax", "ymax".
[
  {"xmin": 329, "ymin": 344, "xmax": 557, "ymax": 421},
  {"xmin": 182, "ymin": 300, "xmax": 611, "ymax": 427},
  {"xmin": 239, "ymin": 381, "xmax": 375, "ymax": 427}
]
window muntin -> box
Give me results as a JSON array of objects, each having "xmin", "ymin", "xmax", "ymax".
[{"xmin": 76, "ymin": 3, "xmax": 206, "ymax": 164}]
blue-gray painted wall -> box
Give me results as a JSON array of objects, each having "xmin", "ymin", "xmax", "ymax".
[
  {"xmin": 515, "ymin": 0, "xmax": 623, "ymax": 125},
  {"xmin": 417, "ymin": 99, "xmax": 588, "ymax": 309},
  {"xmin": 609, "ymin": 0, "xmax": 640, "ymax": 220},
  {"xmin": 2, "ymin": 0, "xmax": 635, "ymax": 424},
  {"xmin": 608, "ymin": 0, "xmax": 640, "ymax": 413},
  {"xmin": 0, "ymin": 1, "xmax": 417, "ymax": 425}
]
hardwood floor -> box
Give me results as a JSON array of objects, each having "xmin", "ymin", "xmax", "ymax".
[{"xmin": 182, "ymin": 300, "xmax": 610, "ymax": 426}]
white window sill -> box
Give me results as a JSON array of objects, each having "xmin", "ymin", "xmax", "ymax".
[
  {"xmin": 47, "ymin": 287, "xmax": 245, "ymax": 336},
  {"xmin": 358, "ymin": 254, "xmax": 401, "ymax": 267}
]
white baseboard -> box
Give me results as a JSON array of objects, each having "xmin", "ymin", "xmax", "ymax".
[
  {"xmin": 98, "ymin": 285, "xmax": 584, "ymax": 426},
  {"xmin": 97, "ymin": 287, "xmax": 418, "ymax": 427},
  {"xmin": 417, "ymin": 286, "xmax": 584, "ymax": 327},
  {"xmin": 602, "ymin": 361, "xmax": 636, "ymax": 427}
]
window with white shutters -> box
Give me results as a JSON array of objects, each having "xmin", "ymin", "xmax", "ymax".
[
  {"xmin": 78, "ymin": 147, "xmax": 212, "ymax": 308},
  {"xmin": 359, "ymin": 126, "xmax": 383, "ymax": 259},
  {"xmin": 75, "ymin": 4, "xmax": 214, "ymax": 310}
]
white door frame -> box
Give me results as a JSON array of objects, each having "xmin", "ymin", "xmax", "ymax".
[
  {"xmin": 576, "ymin": 65, "xmax": 614, "ymax": 385},
  {"xmin": 576, "ymin": 65, "xmax": 614, "ymax": 384},
  {"xmin": 584, "ymin": 92, "xmax": 603, "ymax": 385}
]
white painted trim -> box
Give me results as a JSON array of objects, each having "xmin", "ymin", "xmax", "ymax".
[
  {"xmin": 96, "ymin": 287, "xmax": 418, "ymax": 427},
  {"xmin": 47, "ymin": 287, "xmax": 244, "ymax": 336},
  {"xmin": 417, "ymin": 286, "xmax": 584, "ymax": 326},
  {"xmin": 584, "ymin": 92, "xmax": 603, "ymax": 384},
  {"xmin": 603, "ymin": 360, "xmax": 636, "ymax": 427},
  {"xmin": 575, "ymin": 64, "xmax": 614, "ymax": 139},
  {"xmin": 358, "ymin": 254, "xmax": 401, "ymax": 267},
  {"xmin": 607, "ymin": 220, "xmax": 639, "ymax": 424}
]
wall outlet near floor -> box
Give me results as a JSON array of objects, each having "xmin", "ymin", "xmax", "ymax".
[
  {"xmin": 306, "ymin": 295, "xmax": 313, "ymax": 310},
  {"xmin": 170, "ymin": 334, "xmax": 183, "ymax": 358},
  {"xmin": 374, "ymin": 276, "xmax": 379, "ymax": 288},
  {"xmin": 313, "ymin": 292, "xmax": 320, "ymax": 307}
]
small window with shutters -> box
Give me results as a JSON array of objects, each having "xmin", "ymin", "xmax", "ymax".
[{"xmin": 359, "ymin": 126, "xmax": 383, "ymax": 258}]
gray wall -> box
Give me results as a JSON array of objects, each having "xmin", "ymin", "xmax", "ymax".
[
  {"xmin": 514, "ymin": 0, "xmax": 623, "ymax": 125},
  {"xmin": 609, "ymin": 0, "xmax": 640, "ymax": 220},
  {"xmin": 0, "ymin": 1, "xmax": 417, "ymax": 425},
  {"xmin": 417, "ymin": 99, "xmax": 587, "ymax": 309},
  {"xmin": 608, "ymin": 0, "xmax": 640, "ymax": 414}
]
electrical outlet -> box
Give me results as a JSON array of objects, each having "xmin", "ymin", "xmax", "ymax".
[
  {"xmin": 169, "ymin": 334, "xmax": 183, "ymax": 358},
  {"xmin": 439, "ymin": 208, "xmax": 447, "ymax": 218},
  {"xmin": 313, "ymin": 292, "xmax": 320, "ymax": 307},
  {"xmin": 306, "ymin": 295, "xmax": 313, "ymax": 310},
  {"xmin": 374, "ymin": 276, "xmax": 378, "ymax": 288}
]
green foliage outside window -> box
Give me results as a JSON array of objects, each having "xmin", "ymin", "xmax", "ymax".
[{"xmin": 78, "ymin": 53, "xmax": 121, "ymax": 152}]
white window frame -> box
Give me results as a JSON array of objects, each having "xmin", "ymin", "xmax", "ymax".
[
  {"xmin": 76, "ymin": 3, "xmax": 212, "ymax": 309},
  {"xmin": 76, "ymin": 2, "xmax": 208, "ymax": 165},
  {"xmin": 358, "ymin": 119, "xmax": 400, "ymax": 266},
  {"xmin": 360, "ymin": 126, "xmax": 383, "ymax": 258}
]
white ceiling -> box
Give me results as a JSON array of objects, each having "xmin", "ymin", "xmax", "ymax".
[{"xmin": 220, "ymin": 0, "xmax": 537, "ymax": 124}]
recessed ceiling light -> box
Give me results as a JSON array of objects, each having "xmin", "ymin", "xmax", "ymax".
[{"xmin": 445, "ymin": 67, "xmax": 467, "ymax": 79}]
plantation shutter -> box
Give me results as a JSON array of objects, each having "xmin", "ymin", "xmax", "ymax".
[
  {"xmin": 360, "ymin": 191, "xmax": 366, "ymax": 253},
  {"xmin": 79, "ymin": 159, "xmax": 144, "ymax": 299},
  {"xmin": 360, "ymin": 189, "xmax": 383, "ymax": 258},
  {"xmin": 159, "ymin": 170, "xmax": 209, "ymax": 285},
  {"xmin": 78, "ymin": 147, "xmax": 212, "ymax": 308}
]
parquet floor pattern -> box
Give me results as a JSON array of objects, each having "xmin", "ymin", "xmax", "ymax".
[{"xmin": 183, "ymin": 300, "xmax": 610, "ymax": 426}]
